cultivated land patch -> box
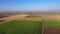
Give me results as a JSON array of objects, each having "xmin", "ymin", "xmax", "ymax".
[
  {"xmin": 40, "ymin": 14, "xmax": 60, "ymax": 19},
  {"xmin": 0, "ymin": 15, "xmax": 8, "ymax": 18},
  {"xmin": 1, "ymin": 14, "xmax": 60, "ymax": 34},
  {"xmin": 0, "ymin": 18, "xmax": 42, "ymax": 34},
  {"xmin": 42, "ymin": 19, "xmax": 60, "ymax": 34},
  {"xmin": 43, "ymin": 27, "xmax": 60, "ymax": 34}
]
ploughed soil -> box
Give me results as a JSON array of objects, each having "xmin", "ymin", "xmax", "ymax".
[
  {"xmin": 0, "ymin": 15, "xmax": 8, "ymax": 18},
  {"xmin": 25, "ymin": 15, "xmax": 41, "ymax": 18},
  {"xmin": 0, "ymin": 20, "xmax": 6, "ymax": 22},
  {"xmin": 43, "ymin": 27, "xmax": 60, "ymax": 34},
  {"xmin": 25, "ymin": 14, "xmax": 60, "ymax": 19}
]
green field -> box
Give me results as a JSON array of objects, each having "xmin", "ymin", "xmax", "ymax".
[
  {"xmin": 1, "ymin": 17, "xmax": 60, "ymax": 34},
  {"xmin": 0, "ymin": 18, "xmax": 42, "ymax": 34},
  {"xmin": 43, "ymin": 19, "xmax": 60, "ymax": 28}
]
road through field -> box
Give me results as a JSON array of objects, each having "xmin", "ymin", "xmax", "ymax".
[{"xmin": 0, "ymin": 14, "xmax": 28, "ymax": 24}]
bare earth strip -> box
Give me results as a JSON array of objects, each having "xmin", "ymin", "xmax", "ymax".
[
  {"xmin": 41, "ymin": 15, "xmax": 60, "ymax": 19},
  {"xmin": 43, "ymin": 27, "xmax": 60, "ymax": 34},
  {"xmin": 0, "ymin": 14, "xmax": 28, "ymax": 24}
]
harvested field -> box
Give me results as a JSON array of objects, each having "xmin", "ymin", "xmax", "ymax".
[
  {"xmin": 43, "ymin": 27, "xmax": 60, "ymax": 34},
  {"xmin": 41, "ymin": 15, "xmax": 60, "ymax": 19}
]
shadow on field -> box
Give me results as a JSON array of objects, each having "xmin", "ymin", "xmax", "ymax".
[
  {"xmin": 0, "ymin": 31, "xmax": 5, "ymax": 34},
  {"xmin": 0, "ymin": 20, "xmax": 6, "ymax": 22}
]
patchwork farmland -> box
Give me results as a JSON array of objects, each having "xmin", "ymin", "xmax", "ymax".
[
  {"xmin": 0, "ymin": 13, "xmax": 42, "ymax": 34},
  {"xmin": 0, "ymin": 13, "xmax": 60, "ymax": 34}
]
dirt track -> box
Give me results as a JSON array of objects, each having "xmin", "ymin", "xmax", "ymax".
[
  {"xmin": 0, "ymin": 14, "xmax": 28, "ymax": 24},
  {"xmin": 0, "ymin": 14, "xmax": 28, "ymax": 20},
  {"xmin": 43, "ymin": 27, "xmax": 60, "ymax": 34}
]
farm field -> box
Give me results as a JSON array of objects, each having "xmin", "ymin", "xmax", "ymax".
[
  {"xmin": 0, "ymin": 18, "xmax": 42, "ymax": 34},
  {"xmin": 43, "ymin": 19, "xmax": 60, "ymax": 34},
  {"xmin": 1, "ymin": 13, "xmax": 60, "ymax": 34}
]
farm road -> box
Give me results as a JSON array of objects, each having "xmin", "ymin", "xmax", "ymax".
[{"xmin": 0, "ymin": 14, "xmax": 28, "ymax": 24}]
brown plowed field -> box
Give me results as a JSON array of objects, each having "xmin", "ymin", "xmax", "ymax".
[{"xmin": 43, "ymin": 27, "xmax": 60, "ymax": 34}]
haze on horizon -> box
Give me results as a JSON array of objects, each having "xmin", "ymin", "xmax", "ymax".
[{"xmin": 0, "ymin": 0, "xmax": 60, "ymax": 12}]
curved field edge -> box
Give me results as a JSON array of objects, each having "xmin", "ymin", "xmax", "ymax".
[
  {"xmin": 42, "ymin": 19, "xmax": 60, "ymax": 28},
  {"xmin": 0, "ymin": 18, "xmax": 41, "ymax": 24},
  {"xmin": 18, "ymin": 18, "xmax": 41, "ymax": 21},
  {"xmin": 0, "ymin": 18, "xmax": 42, "ymax": 34}
]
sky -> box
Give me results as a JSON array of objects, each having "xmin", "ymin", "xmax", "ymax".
[{"xmin": 0, "ymin": 0, "xmax": 60, "ymax": 11}]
